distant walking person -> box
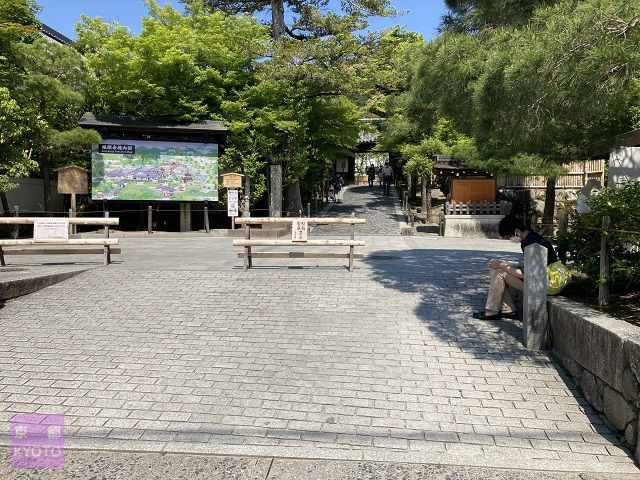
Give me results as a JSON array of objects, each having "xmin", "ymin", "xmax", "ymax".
[
  {"xmin": 366, "ymin": 164, "xmax": 376, "ymax": 187},
  {"xmin": 332, "ymin": 174, "xmax": 345, "ymax": 203},
  {"xmin": 382, "ymin": 162, "xmax": 393, "ymax": 196}
]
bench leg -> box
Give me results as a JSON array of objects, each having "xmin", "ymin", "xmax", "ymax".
[
  {"xmin": 248, "ymin": 247, "xmax": 253, "ymax": 268},
  {"xmin": 243, "ymin": 247, "xmax": 248, "ymax": 271},
  {"xmin": 349, "ymin": 246, "xmax": 354, "ymax": 272},
  {"xmin": 0, "ymin": 246, "xmax": 5, "ymax": 267},
  {"xmin": 104, "ymin": 245, "xmax": 111, "ymax": 265}
]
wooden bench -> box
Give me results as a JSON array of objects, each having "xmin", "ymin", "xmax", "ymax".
[
  {"xmin": 0, "ymin": 217, "xmax": 120, "ymax": 266},
  {"xmin": 233, "ymin": 217, "xmax": 366, "ymax": 271}
]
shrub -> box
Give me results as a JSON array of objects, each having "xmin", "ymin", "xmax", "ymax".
[{"xmin": 559, "ymin": 181, "xmax": 640, "ymax": 291}]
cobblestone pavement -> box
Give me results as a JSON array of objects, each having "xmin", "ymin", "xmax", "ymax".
[
  {"xmin": 0, "ymin": 236, "xmax": 638, "ymax": 475},
  {"xmin": 314, "ymin": 184, "xmax": 404, "ymax": 236}
]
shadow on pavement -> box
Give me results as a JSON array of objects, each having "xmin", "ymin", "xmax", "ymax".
[{"xmin": 363, "ymin": 247, "xmax": 545, "ymax": 361}]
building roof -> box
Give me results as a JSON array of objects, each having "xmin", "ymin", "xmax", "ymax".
[
  {"xmin": 79, "ymin": 114, "xmax": 228, "ymax": 135},
  {"xmin": 40, "ymin": 24, "xmax": 74, "ymax": 46},
  {"xmin": 616, "ymin": 129, "xmax": 640, "ymax": 147}
]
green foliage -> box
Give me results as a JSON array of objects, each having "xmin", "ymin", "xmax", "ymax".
[
  {"xmin": 0, "ymin": 87, "xmax": 38, "ymax": 193},
  {"xmin": 401, "ymin": 138, "xmax": 447, "ymax": 179},
  {"xmin": 77, "ymin": 1, "xmax": 268, "ymax": 121},
  {"xmin": 560, "ymin": 182, "xmax": 640, "ymax": 291}
]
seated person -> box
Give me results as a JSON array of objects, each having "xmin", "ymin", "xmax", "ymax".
[{"xmin": 472, "ymin": 216, "xmax": 558, "ymax": 320}]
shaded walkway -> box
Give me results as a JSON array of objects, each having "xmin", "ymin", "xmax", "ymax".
[{"xmin": 314, "ymin": 185, "xmax": 403, "ymax": 235}]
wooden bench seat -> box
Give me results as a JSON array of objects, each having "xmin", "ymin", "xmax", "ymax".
[
  {"xmin": 0, "ymin": 217, "xmax": 119, "ymax": 266},
  {"xmin": 234, "ymin": 217, "xmax": 366, "ymax": 271}
]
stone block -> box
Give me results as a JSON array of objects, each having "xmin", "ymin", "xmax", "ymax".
[
  {"xmin": 621, "ymin": 368, "xmax": 640, "ymax": 402},
  {"xmin": 625, "ymin": 420, "xmax": 637, "ymax": 449},
  {"xmin": 548, "ymin": 297, "xmax": 639, "ymax": 391},
  {"xmin": 580, "ymin": 371, "xmax": 603, "ymax": 412},
  {"xmin": 624, "ymin": 333, "xmax": 640, "ymax": 386},
  {"xmin": 443, "ymin": 214, "xmax": 503, "ymax": 238},
  {"xmin": 523, "ymin": 244, "xmax": 548, "ymax": 351},
  {"xmin": 561, "ymin": 355, "xmax": 584, "ymax": 383},
  {"xmin": 603, "ymin": 386, "xmax": 637, "ymax": 431}
]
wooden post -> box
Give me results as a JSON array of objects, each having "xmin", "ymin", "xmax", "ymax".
[
  {"xmin": 68, "ymin": 208, "xmax": 74, "ymax": 236},
  {"xmin": 349, "ymin": 213, "xmax": 355, "ymax": 272},
  {"xmin": 558, "ymin": 213, "xmax": 568, "ymax": 263},
  {"xmin": 204, "ymin": 205, "xmax": 210, "ymax": 234},
  {"xmin": 147, "ymin": 206, "xmax": 153, "ymax": 234},
  {"xmin": 307, "ymin": 202, "xmax": 311, "ymax": 218},
  {"xmin": 0, "ymin": 246, "xmax": 5, "ymax": 267},
  {"xmin": 12, "ymin": 206, "xmax": 19, "ymax": 240},
  {"xmin": 523, "ymin": 243, "xmax": 548, "ymax": 351},
  {"xmin": 243, "ymin": 223, "xmax": 252, "ymax": 270},
  {"xmin": 103, "ymin": 211, "xmax": 111, "ymax": 265},
  {"xmin": 599, "ymin": 215, "xmax": 610, "ymax": 306}
]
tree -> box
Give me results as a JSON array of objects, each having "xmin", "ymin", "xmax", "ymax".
[
  {"xmin": 16, "ymin": 37, "xmax": 100, "ymax": 212},
  {"xmin": 76, "ymin": 1, "xmax": 268, "ymax": 121},
  {"xmin": 0, "ymin": 0, "xmax": 40, "ymax": 213},
  {"xmin": 412, "ymin": 0, "xmax": 640, "ymax": 224},
  {"xmin": 190, "ymin": 0, "xmax": 396, "ymax": 213}
]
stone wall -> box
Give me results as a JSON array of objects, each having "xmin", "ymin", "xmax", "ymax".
[
  {"xmin": 442, "ymin": 214, "xmax": 503, "ymax": 238},
  {"xmin": 548, "ymin": 297, "xmax": 640, "ymax": 461}
]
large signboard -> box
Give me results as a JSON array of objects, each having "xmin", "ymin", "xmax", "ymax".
[
  {"xmin": 91, "ymin": 139, "xmax": 218, "ymax": 201},
  {"xmin": 609, "ymin": 147, "xmax": 640, "ymax": 189}
]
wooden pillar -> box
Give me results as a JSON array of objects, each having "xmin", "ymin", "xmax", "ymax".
[
  {"xmin": 103, "ymin": 211, "xmax": 111, "ymax": 266},
  {"xmin": 523, "ymin": 243, "xmax": 548, "ymax": 351},
  {"xmin": 147, "ymin": 206, "xmax": 153, "ymax": 234},
  {"xmin": 180, "ymin": 203, "xmax": 191, "ymax": 232}
]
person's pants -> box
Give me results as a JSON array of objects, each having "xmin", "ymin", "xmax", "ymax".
[
  {"xmin": 368, "ymin": 175, "xmax": 374, "ymax": 187},
  {"xmin": 383, "ymin": 177, "xmax": 392, "ymax": 196},
  {"xmin": 335, "ymin": 189, "xmax": 344, "ymax": 202},
  {"xmin": 485, "ymin": 268, "xmax": 524, "ymax": 312}
]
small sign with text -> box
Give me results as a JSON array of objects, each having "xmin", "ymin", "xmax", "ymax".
[
  {"xmin": 33, "ymin": 219, "xmax": 69, "ymax": 243},
  {"xmin": 227, "ymin": 189, "xmax": 239, "ymax": 217},
  {"xmin": 292, "ymin": 218, "xmax": 308, "ymax": 242}
]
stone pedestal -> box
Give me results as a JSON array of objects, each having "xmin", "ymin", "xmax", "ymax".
[
  {"xmin": 180, "ymin": 203, "xmax": 191, "ymax": 232},
  {"xmin": 269, "ymin": 164, "xmax": 282, "ymax": 218},
  {"xmin": 523, "ymin": 244, "xmax": 548, "ymax": 350}
]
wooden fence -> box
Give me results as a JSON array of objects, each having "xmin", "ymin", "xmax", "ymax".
[
  {"xmin": 444, "ymin": 202, "xmax": 510, "ymax": 215},
  {"xmin": 497, "ymin": 159, "xmax": 605, "ymax": 189}
]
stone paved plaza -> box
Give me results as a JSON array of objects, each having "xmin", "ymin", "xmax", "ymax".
[{"xmin": 0, "ymin": 187, "xmax": 638, "ymax": 476}]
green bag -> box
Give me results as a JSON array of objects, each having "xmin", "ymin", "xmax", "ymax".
[{"xmin": 547, "ymin": 261, "xmax": 571, "ymax": 295}]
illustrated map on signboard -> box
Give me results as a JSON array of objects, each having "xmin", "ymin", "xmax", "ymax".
[{"xmin": 91, "ymin": 139, "xmax": 218, "ymax": 201}]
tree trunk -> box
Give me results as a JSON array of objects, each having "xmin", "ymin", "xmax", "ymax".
[
  {"xmin": 421, "ymin": 177, "xmax": 427, "ymax": 213},
  {"xmin": 271, "ymin": 0, "xmax": 285, "ymax": 39},
  {"xmin": 241, "ymin": 170, "xmax": 251, "ymax": 217},
  {"xmin": 39, "ymin": 95, "xmax": 52, "ymax": 215},
  {"xmin": 543, "ymin": 177, "xmax": 556, "ymax": 234},
  {"xmin": 285, "ymin": 182, "xmax": 303, "ymax": 216},
  {"xmin": 42, "ymin": 149, "xmax": 51, "ymax": 215}
]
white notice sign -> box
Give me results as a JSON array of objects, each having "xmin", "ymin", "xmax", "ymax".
[
  {"xmin": 292, "ymin": 218, "xmax": 308, "ymax": 242},
  {"xmin": 33, "ymin": 219, "xmax": 69, "ymax": 243},
  {"xmin": 227, "ymin": 189, "xmax": 239, "ymax": 217}
]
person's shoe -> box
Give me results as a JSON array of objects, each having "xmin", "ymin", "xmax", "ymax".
[
  {"xmin": 472, "ymin": 311, "xmax": 502, "ymax": 320},
  {"xmin": 500, "ymin": 310, "xmax": 517, "ymax": 319}
]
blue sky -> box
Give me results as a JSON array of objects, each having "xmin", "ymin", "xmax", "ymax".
[{"xmin": 36, "ymin": 0, "xmax": 448, "ymax": 41}]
